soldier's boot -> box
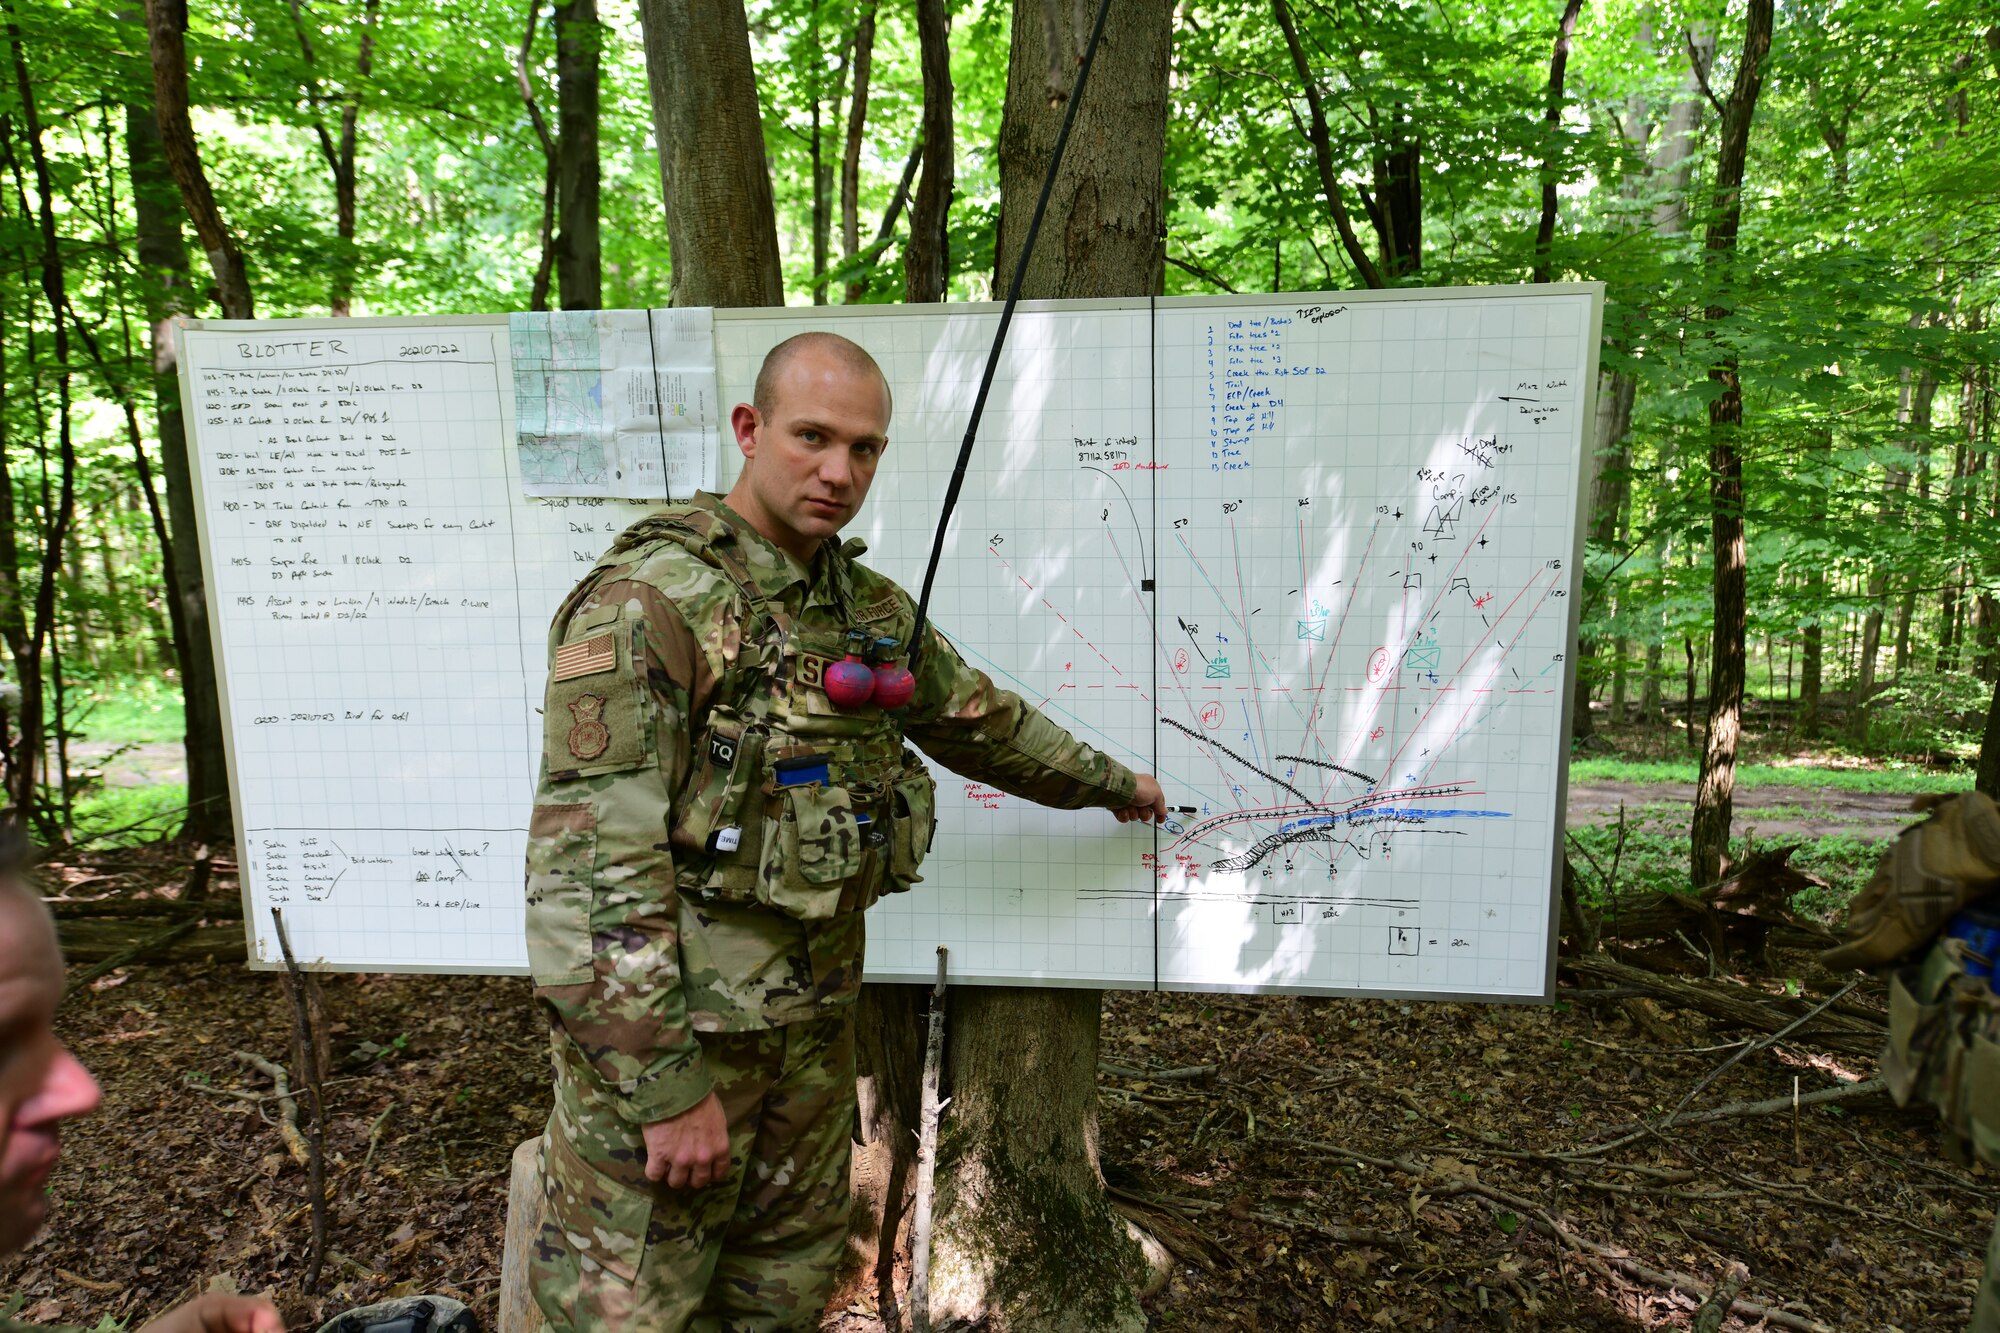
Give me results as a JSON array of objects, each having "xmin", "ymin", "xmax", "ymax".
[{"xmin": 1823, "ymin": 791, "xmax": 2000, "ymax": 971}]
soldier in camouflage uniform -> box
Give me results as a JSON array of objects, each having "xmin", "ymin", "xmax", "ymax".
[
  {"xmin": 0, "ymin": 821, "xmax": 285, "ymax": 1333},
  {"xmin": 524, "ymin": 332, "xmax": 1165, "ymax": 1333},
  {"xmin": 1826, "ymin": 791, "xmax": 2000, "ymax": 1330}
]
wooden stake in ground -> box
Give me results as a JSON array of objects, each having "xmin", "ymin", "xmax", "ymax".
[
  {"xmin": 271, "ymin": 907, "xmax": 328, "ymax": 1293},
  {"xmin": 909, "ymin": 946, "xmax": 948, "ymax": 1333}
]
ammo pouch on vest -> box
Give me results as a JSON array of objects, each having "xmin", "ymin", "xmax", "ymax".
[{"xmin": 1885, "ymin": 936, "xmax": 2000, "ymax": 1168}]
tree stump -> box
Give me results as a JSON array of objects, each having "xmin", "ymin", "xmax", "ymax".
[{"xmin": 499, "ymin": 1136, "xmax": 546, "ymax": 1333}]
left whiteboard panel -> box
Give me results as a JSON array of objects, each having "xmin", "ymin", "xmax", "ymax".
[{"xmin": 178, "ymin": 319, "xmax": 653, "ymax": 970}]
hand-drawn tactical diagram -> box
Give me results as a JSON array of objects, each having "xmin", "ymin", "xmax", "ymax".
[
  {"xmin": 183, "ymin": 286, "xmax": 1597, "ymax": 999},
  {"xmin": 717, "ymin": 289, "xmax": 1597, "ymax": 1000}
]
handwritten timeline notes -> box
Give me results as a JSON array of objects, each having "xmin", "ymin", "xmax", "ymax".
[{"xmin": 183, "ymin": 325, "xmax": 652, "ymax": 968}]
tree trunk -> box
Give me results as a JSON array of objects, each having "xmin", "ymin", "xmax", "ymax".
[
  {"xmin": 844, "ymin": 983, "xmax": 929, "ymax": 1324},
  {"xmin": 839, "ymin": 0, "xmax": 877, "ymax": 300},
  {"xmin": 903, "ymin": 0, "xmax": 951, "ymax": 303},
  {"xmin": 517, "ymin": 0, "xmax": 559, "ymax": 311},
  {"xmin": 917, "ymin": 5, "xmax": 1172, "ymax": 1330},
  {"xmin": 123, "ymin": 78, "xmax": 228, "ymax": 842},
  {"xmin": 635, "ymin": 0, "xmax": 782, "ymax": 307},
  {"xmin": 1531, "ymin": 0, "xmax": 1587, "ymax": 283},
  {"xmin": 143, "ymin": 0, "xmax": 254, "ymax": 318},
  {"xmin": 1978, "ymin": 672, "xmax": 1999, "ymax": 800},
  {"xmin": 554, "ymin": 0, "xmax": 602, "ymax": 309},
  {"xmin": 1800, "ymin": 426, "xmax": 1830, "ymax": 734},
  {"xmin": 1688, "ymin": 0, "xmax": 1773, "ymax": 894},
  {"xmin": 1572, "ymin": 368, "xmax": 1635, "ymax": 740},
  {"xmin": 1271, "ymin": 0, "xmax": 1381, "ymax": 288},
  {"xmin": 332, "ymin": 0, "xmax": 378, "ymax": 315},
  {"xmin": 2, "ymin": 17, "xmax": 82, "ymax": 829}
]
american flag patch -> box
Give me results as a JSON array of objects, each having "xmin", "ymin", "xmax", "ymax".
[{"xmin": 553, "ymin": 631, "xmax": 617, "ymax": 682}]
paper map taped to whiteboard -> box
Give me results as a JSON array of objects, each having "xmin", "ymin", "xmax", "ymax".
[{"xmin": 508, "ymin": 307, "xmax": 719, "ymax": 497}]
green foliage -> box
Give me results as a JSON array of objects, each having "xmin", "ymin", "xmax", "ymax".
[
  {"xmin": 71, "ymin": 783, "xmax": 189, "ymax": 850},
  {"xmin": 1569, "ymin": 757, "xmax": 1977, "ymax": 795},
  {"xmin": 0, "ymin": 0, "xmax": 1995, "ymax": 841},
  {"xmin": 1567, "ymin": 825, "xmax": 1883, "ymax": 922},
  {"xmin": 70, "ymin": 676, "xmax": 187, "ymax": 747}
]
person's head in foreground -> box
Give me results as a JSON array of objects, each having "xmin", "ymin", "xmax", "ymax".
[
  {"xmin": 0, "ymin": 819, "xmax": 284, "ymax": 1333},
  {"xmin": 728, "ymin": 331, "xmax": 893, "ymax": 563},
  {"xmin": 0, "ymin": 819, "xmax": 98, "ymax": 1256}
]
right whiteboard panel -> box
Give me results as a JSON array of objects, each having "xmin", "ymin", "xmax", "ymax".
[
  {"xmin": 716, "ymin": 285, "xmax": 1598, "ymax": 1001},
  {"xmin": 1144, "ymin": 292, "xmax": 1594, "ymax": 998}
]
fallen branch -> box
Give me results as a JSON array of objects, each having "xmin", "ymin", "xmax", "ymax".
[
  {"xmin": 272, "ymin": 908, "xmax": 329, "ymax": 1294},
  {"xmin": 1272, "ymin": 1136, "xmax": 1834, "ymax": 1332},
  {"xmin": 1592, "ymin": 1076, "xmax": 1888, "ymax": 1142},
  {"xmin": 1099, "ymin": 1061, "xmax": 1218, "ymax": 1082},
  {"xmin": 1564, "ymin": 955, "xmax": 1883, "ymax": 1057},
  {"xmin": 1663, "ymin": 981, "xmax": 1861, "ymax": 1128},
  {"xmin": 231, "ymin": 1050, "xmax": 307, "ymax": 1165},
  {"xmin": 1693, "ymin": 1262, "xmax": 1749, "ymax": 1333},
  {"xmin": 61, "ymin": 917, "xmax": 200, "ymax": 997}
]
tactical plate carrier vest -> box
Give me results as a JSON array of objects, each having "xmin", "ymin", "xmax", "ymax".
[{"xmin": 544, "ymin": 504, "xmax": 937, "ymax": 923}]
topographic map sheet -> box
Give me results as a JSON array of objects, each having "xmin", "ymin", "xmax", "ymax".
[{"xmin": 509, "ymin": 307, "xmax": 718, "ymax": 497}]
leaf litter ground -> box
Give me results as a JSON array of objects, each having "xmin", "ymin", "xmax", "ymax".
[{"xmin": 5, "ymin": 846, "xmax": 1989, "ymax": 1332}]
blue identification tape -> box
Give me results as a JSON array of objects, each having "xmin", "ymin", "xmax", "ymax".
[{"xmin": 773, "ymin": 755, "xmax": 830, "ymax": 788}]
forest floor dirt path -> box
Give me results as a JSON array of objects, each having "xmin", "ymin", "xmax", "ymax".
[{"xmin": 1566, "ymin": 780, "xmax": 1921, "ymax": 841}]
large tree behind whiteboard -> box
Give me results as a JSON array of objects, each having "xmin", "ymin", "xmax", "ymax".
[{"xmin": 927, "ymin": 1, "xmax": 1175, "ymax": 1327}]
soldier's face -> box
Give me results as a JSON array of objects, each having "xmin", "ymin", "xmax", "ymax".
[
  {"xmin": 0, "ymin": 886, "xmax": 100, "ymax": 1256},
  {"xmin": 730, "ymin": 348, "xmax": 891, "ymax": 563}
]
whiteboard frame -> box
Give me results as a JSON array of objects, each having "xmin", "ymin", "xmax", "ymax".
[{"xmin": 178, "ymin": 282, "xmax": 1603, "ymax": 999}]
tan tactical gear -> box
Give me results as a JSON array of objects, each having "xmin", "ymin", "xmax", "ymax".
[{"xmin": 1821, "ymin": 792, "xmax": 2000, "ymax": 971}]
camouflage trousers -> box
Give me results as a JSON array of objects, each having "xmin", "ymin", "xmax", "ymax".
[{"xmin": 531, "ymin": 1013, "xmax": 856, "ymax": 1333}]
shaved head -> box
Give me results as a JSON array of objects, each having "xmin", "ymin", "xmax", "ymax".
[{"xmin": 753, "ymin": 332, "xmax": 892, "ymax": 420}]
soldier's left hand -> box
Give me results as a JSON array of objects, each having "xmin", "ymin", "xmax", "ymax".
[{"xmin": 1112, "ymin": 774, "xmax": 1167, "ymax": 824}]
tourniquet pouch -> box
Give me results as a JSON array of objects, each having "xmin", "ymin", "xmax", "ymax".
[
  {"xmin": 887, "ymin": 749, "xmax": 937, "ymax": 893},
  {"xmin": 670, "ymin": 710, "xmax": 766, "ymax": 904},
  {"xmin": 759, "ymin": 777, "xmax": 868, "ymax": 920}
]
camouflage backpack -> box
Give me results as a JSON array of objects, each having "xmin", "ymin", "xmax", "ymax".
[
  {"xmin": 1822, "ymin": 791, "xmax": 2000, "ymax": 971},
  {"xmin": 1822, "ymin": 792, "xmax": 2000, "ymax": 1168}
]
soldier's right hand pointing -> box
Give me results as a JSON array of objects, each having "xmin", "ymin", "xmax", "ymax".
[{"xmin": 643, "ymin": 1091, "xmax": 732, "ymax": 1190}]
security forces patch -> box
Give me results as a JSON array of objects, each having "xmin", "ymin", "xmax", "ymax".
[{"xmin": 566, "ymin": 693, "xmax": 611, "ymax": 760}]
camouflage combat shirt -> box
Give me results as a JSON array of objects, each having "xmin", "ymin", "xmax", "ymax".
[{"xmin": 525, "ymin": 492, "xmax": 1137, "ymax": 1126}]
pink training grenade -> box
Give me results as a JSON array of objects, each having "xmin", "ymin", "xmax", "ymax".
[
  {"xmin": 824, "ymin": 631, "xmax": 878, "ymax": 710},
  {"xmin": 870, "ymin": 637, "xmax": 916, "ymax": 710}
]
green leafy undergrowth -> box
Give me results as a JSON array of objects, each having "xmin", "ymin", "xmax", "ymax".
[
  {"xmin": 1566, "ymin": 826, "xmax": 1882, "ymax": 923},
  {"xmin": 1571, "ymin": 756, "xmax": 1974, "ymax": 796},
  {"xmin": 69, "ymin": 783, "xmax": 187, "ymax": 849},
  {"xmin": 70, "ymin": 676, "xmax": 185, "ymax": 746}
]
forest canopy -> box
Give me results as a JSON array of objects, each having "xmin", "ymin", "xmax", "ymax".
[{"xmin": 0, "ymin": 0, "xmax": 1994, "ymax": 856}]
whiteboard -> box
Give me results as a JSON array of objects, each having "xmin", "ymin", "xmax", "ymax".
[{"xmin": 180, "ymin": 284, "xmax": 1600, "ymax": 1000}]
